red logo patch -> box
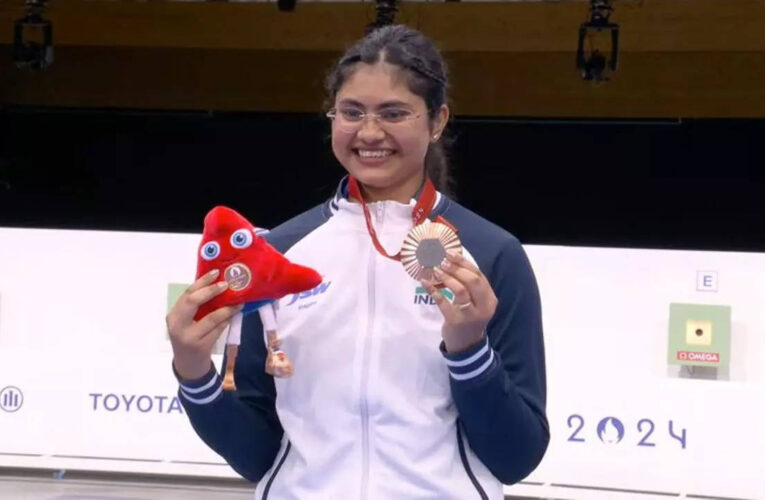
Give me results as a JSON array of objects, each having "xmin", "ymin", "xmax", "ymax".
[{"xmin": 677, "ymin": 351, "xmax": 720, "ymax": 363}]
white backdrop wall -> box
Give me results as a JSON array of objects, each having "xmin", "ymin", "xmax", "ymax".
[{"xmin": 0, "ymin": 227, "xmax": 763, "ymax": 499}]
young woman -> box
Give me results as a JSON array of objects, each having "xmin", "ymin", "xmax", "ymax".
[{"xmin": 167, "ymin": 25, "xmax": 548, "ymax": 500}]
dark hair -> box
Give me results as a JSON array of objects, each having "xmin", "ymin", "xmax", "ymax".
[{"xmin": 325, "ymin": 25, "xmax": 453, "ymax": 196}]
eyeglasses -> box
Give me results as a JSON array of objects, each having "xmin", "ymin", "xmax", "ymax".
[{"xmin": 326, "ymin": 107, "xmax": 421, "ymax": 132}]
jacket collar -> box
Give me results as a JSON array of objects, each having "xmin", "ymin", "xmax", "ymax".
[{"xmin": 328, "ymin": 175, "xmax": 447, "ymax": 219}]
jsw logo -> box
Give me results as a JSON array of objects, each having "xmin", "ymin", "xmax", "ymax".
[{"xmin": 286, "ymin": 281, "xmax": 332, "ymax": 306}]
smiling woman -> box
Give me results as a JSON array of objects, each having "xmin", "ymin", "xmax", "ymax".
[
  {"xmin": 169, "ymin": 24, "xmax": 549, "ymax": 500},
  {"xmin": 325, "ymin": 26, "xmax": 451, "ymax": 202},
  {"xmin": 327, "ymin": 60, "xmax": 448, "ymax": 202}
]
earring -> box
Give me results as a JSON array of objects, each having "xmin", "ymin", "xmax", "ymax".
[{"xmin": 432, "ymin": 134, "xmax": 439, "ymax": 142}]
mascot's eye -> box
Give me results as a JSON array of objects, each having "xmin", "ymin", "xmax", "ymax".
[
  {"xmin": 201, "ymin": 241, "xmax": 221, "ymax": 261},
  {"xmin": 230, "ymin": 229, "xmax": 253, "ymax": 249}
]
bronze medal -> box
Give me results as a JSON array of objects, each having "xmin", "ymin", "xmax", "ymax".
[
  {"xmin": 224, "ymin": 263, "xmax": 252, "ymax": 291},
  {"xmin": 400, "ymin": 220, "xmax": 462, "ymax": 281}
]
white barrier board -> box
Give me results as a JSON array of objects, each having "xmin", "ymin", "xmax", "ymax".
[{"xmin": 0, "ymin": 227, "xmax": 762, "ymax": 499}]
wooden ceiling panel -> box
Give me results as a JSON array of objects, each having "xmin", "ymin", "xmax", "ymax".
[{"xmin": 1, "ymin": 0, "xmax": 764, "ymax": 117}]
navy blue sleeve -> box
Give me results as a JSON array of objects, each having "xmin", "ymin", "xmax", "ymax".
[
  {"xmin": 177, "ymin": 202, "xmax": 331, "ymax": 481},
  {"xmin": 439, "ymin": 201, "xmax": 549, "ymax": 484},
  {"xmin": 178, "ymin": 311, "xmax": 283, "ymax": 482}
]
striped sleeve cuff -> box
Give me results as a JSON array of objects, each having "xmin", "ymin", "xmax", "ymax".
[
  {"xmin": 440, "ymin": 336, "xmax": 495, "ymax": 382},
  {"xmin": 173, "ymin": 363, "xmax": 224, "ymax": 406}
]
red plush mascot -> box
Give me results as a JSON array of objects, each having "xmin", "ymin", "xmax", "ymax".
[{"xmin": 195, "ymin": 206, "xmax": 322, "ymax": 389}]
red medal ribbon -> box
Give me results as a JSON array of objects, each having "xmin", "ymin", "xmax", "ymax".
[{"xmin": 348, "ymin": 176, "xmax": 440, "ymax": 262}]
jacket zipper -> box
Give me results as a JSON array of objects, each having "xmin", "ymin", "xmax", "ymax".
[
  {"xmin": 359, "ymin": 202, "xmax": 384, "ymax": 500},
  {"xmin": 262, "ymin": 441, "xmax": 291, "ymax": 500},
  {"xmin": 457, "ymin": 422, "xmax": 489, "ymax": 500}
]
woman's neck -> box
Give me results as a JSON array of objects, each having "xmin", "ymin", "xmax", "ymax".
[{"xmin": 356, "ymin": 173, "xmax": 425, "ymax": 204}]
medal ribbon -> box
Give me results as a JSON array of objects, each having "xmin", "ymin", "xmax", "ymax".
[{"xmin": 348, "ymin": 176, "xmax": 451, "ymax": 262}]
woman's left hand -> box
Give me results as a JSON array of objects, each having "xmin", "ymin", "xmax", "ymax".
[{"xmin": 421, "ymin": 251, "xmax": 498, "ymax": 354}]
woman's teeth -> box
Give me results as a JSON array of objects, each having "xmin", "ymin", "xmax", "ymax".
[{"xmin": 357, "ymin": 150, "xmax": 393, "ymax": 158}]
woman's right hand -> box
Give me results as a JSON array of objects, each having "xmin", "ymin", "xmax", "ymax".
[{"xmin": 166, "ymin": 269, "xmax": 243, "ymax": 381}]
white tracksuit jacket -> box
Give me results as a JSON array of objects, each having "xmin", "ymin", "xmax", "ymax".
[{"xmin": 177, "ymin": 178, "xmax": 549, "ymax": 499}]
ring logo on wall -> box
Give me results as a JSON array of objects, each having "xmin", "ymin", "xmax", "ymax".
[
  {"xmin": 596, "ymin": 417, "xmax": 624, "ymax": 444},
  {"xmin": 0, "ymin": 386, "xmax": 24, "ymax": 412}
]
